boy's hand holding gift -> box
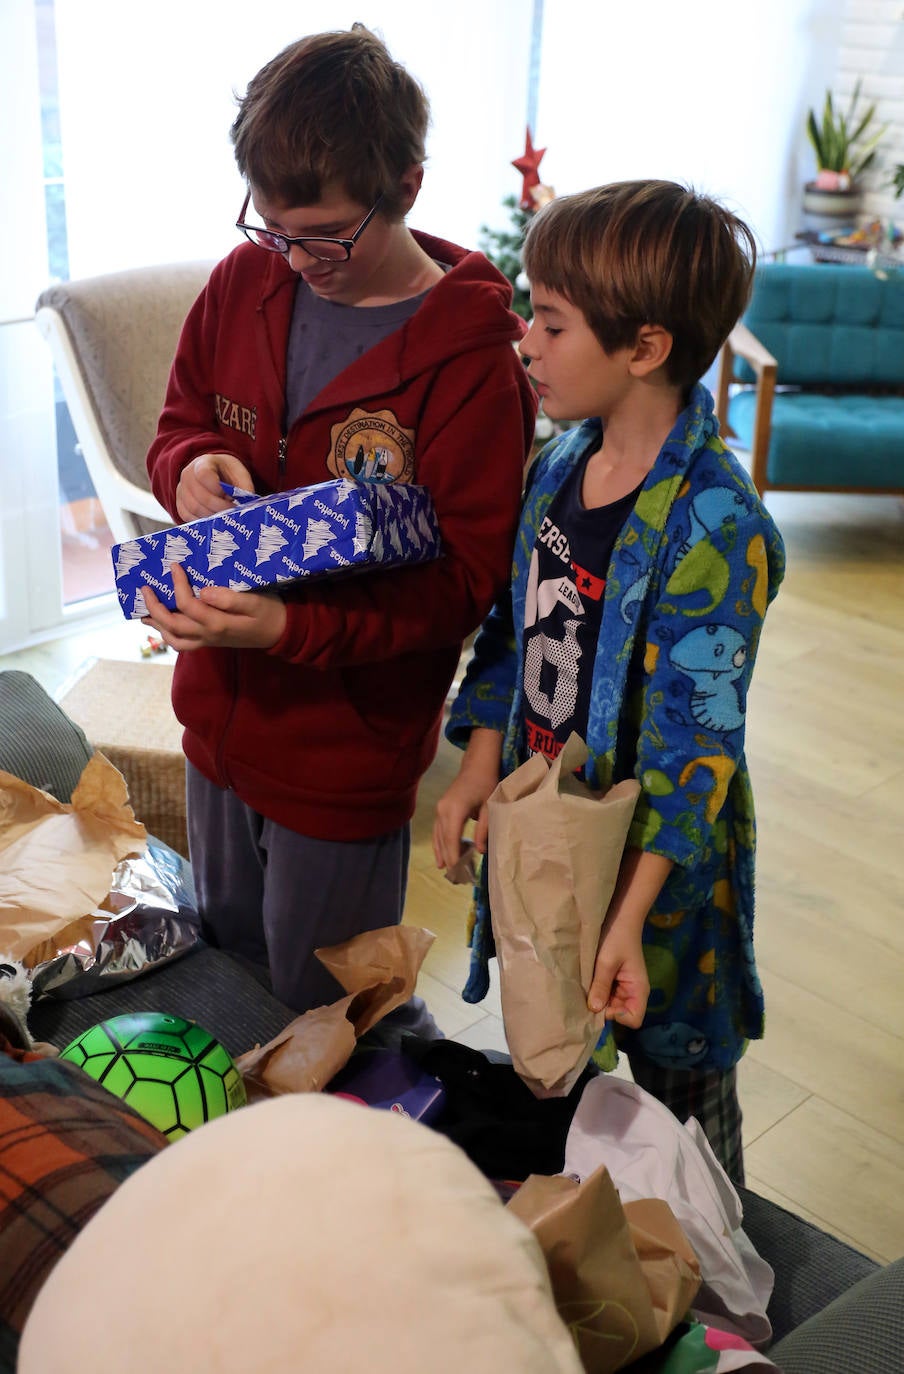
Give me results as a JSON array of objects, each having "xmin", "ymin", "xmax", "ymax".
[{"xmin": 142, "ymin": 562, "xmax": 288, "ymax": 653}]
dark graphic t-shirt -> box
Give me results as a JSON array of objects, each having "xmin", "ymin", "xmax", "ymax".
[{"xmin": 522, "ymin": 455, "xmax": 641, "ymax": 763}]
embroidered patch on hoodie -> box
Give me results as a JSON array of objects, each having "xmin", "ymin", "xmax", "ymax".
[{"xmin": 328, "ymin": 408, "xmax": 415, "ymax": 484}]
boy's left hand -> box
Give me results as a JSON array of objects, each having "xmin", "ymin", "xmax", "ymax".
[
  {"xmin": 587, "ymin": 925, "xmax": 650, "ymax": 1028},
  {"xmin": 141, "ymin": 563, "xmax": 288, "ymax": 651}
]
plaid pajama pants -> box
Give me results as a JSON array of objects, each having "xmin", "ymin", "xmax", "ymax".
[{"xmin": 627, "ymin": 1054, "xmax": 745, "ymax": 1185}]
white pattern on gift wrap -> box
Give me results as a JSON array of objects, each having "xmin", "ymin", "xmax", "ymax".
[
  {"xmin": 162, "ymin": 533, "xmax": 192, "ymax": 568},
  {"xmin": 302, "ymin": 519, "xmax": 334, "ymax": 561},
  {"xmin": 415, "ymin": 507, "xmax": 434, "ymax": 545},
  {"xmin": 255, "ymin": 523, "xmax": 289, "ymax": 566},
  {"xmin": 208, "ymin": 528, "xmax": 239, "ymax": 570},
  {"xmin": 132, "ymin": 588, "xmax": 148, "ymax": 618},
  {"xmin": 115, "ymin": 542, "xmax": 146, "ymax": 579},
  {"xmin": 353, "ymin": 511, "xmax": 373, "ymax": 556}
]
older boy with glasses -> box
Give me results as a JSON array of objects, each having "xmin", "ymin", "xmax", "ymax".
[{"xmin": 141, "ymin": 26, "xmax": 537, "ymax": 1022}]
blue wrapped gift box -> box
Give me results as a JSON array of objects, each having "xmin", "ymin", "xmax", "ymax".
[{"xmin": 111, "ymin": 478, "xmax": 442, "ymax": 620}]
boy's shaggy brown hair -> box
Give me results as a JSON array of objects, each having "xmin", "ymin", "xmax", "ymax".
[
  {"xmin": 522, "ymin": 181, "xmax": 757, "ymax": 389},
  {"xmin": 231, "ymin": 25, "xmax": 429, "ymax": 219}
]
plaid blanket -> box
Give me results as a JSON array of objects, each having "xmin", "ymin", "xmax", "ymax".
[{"xmin": 0, "ymin": 1036, "xmax": 166, "ymax": 1370}]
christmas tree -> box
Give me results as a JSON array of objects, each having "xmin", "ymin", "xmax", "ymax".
[
  {"xmin": 479, "ymin": 130, "xmax": 551, "ymax": 319},
  {"xmin": 478, "ymin": 195, "xmax": 534, "ymax": 318}
]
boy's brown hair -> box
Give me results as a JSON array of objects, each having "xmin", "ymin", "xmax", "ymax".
[
  {"xmin": 522, "ymin": 180, "xmax": 757, "ymax": 389},
  {"xmin": 231, "ymin": 25, "xmax": 429, "ymax": 219}
]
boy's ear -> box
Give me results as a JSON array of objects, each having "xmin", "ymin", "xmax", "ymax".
[
  {"xmin": 628, "ymin": 324, "xmax": 673, "ymax": 377},
  {"xmin": 396, "ymin": 164, "xmax": 425, "ymax": 214}
]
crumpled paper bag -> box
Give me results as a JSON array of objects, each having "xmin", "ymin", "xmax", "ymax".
[
  {"xmin": 507, "ymin": 1165, "xmax": 701, "ymax": 1373},
  {"xmin": 0, "ymin": 755, "xmax": 147, "ymax": 965},
  {"xmin": 487, "ymin": 733, "xmax": 640, "ymax": 1098},
  {"xmin": 235, "ymin": 924, "xmax": 435, "ymax": 1096}
]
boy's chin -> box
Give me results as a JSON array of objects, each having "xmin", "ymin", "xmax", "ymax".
[{"xmin": 541, "ymin": 404, "xmax": 582, "ymax": 424}]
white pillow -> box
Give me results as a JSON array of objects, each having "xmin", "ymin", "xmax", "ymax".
[{"xmin": 20, "ymin": 1092, "xmax": 582, "ymax": 1374}]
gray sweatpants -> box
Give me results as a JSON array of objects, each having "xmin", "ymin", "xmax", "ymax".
[{"xmin": 186, "ymin": 762, "xmax": 413, "ymax": 1015}]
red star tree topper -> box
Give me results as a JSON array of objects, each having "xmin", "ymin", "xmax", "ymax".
[{"xmin": 512, "ymin": 128, "xmax": 546, "ymax": 210}]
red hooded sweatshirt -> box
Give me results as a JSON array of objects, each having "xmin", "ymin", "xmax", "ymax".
[{"xmin": 147, "ymin": 231, "xmax": 537, "ymax": 840}]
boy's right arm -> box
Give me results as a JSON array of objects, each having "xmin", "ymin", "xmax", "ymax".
[{"xmin": 432, "ymin": 726, "xmax": 503, "ymax": 869}]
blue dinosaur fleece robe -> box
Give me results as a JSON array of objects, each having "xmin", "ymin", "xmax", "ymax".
[{"xmin": 447, "ymin": 384, "xmax": 786, "ymax": 1074}]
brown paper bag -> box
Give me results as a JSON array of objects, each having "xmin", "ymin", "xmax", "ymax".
[
  {"xmin": 235, "ymin": 924, "xmax": 435, "ymax": 1096},
  {"xmin": 507, "ymin": 1166, "xmax": 700, "ymax": 1373},
  {"xmin": 487, "ymin": 733, "xmax": 639, "ymax": 1097},
  {"xmin": 0, "ymin": 756, "xmax": 146, "ymax": 965}
]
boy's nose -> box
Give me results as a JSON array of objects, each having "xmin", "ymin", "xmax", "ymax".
[
  {"xmin": 286, "ymin": 243, "xmax": 326, "ymax": 273},
  {"xmin": 518, "ymin": 320, "xmax": 538, "ymax": 364}
]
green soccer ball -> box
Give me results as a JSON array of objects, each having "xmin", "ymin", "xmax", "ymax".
[{"xmin": 60, "ymin": 1011, "xmax": 247, "ymax": 1140}]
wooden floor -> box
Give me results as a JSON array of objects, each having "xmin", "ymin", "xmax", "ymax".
[{"xmin": 3, "ymin": 486, "xmax": 903, "ymax": 1263}]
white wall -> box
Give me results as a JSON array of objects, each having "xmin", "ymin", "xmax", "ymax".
[
  {"xmin": 833, "ymin": 0, "xmax": 904, "ymax": 225},
  {"xmin": 530, "ymin": 0, "xmax": 846, "ymax": 257}
]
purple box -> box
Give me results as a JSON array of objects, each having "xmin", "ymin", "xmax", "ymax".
[{"xmin": 327, "ymin": 1049, "xmax": 446, "ymax": 1125}]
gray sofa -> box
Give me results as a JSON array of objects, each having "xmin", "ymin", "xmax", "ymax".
[{"xmin": 3, "ymin": 667, "xmax": 902, "ymax": 1370}]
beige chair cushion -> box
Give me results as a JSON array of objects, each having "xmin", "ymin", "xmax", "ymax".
[
  {"xmin": 19, "ymin": 1093, "xmax": 582, "ymax": 1374},
  {"xmin": 36, "ymin": 262, "xmax": 213, "ymax": 535}
]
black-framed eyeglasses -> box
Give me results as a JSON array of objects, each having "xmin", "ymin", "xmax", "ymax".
[{"xmin": 235, "ymin": 192, "xmax": 384, "ymax": 262}]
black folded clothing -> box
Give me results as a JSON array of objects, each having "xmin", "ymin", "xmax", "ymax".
[{"xmin": 403, "ymin": 1036, "xmax": 597, "ymax": 1181}]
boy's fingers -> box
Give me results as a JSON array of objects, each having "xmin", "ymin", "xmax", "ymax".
[
  {"xmin": 432, "ymin": 813, "xmax": 461, "ymax": 870},
  {"xmin": 587, "ymin": 966, "xmax": 613, "ymax": 1015}
]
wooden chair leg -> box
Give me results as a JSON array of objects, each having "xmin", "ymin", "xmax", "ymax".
[{"xmin": 750, "ymin": 365, "xmax": 777, "ymax": 496}]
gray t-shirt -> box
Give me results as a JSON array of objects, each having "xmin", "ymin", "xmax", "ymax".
[{"xmin": 285, "ymin": 281, "xmax": 428, "ymax": 428}]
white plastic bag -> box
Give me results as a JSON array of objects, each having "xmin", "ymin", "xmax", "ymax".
[{"xmin": 563, "ymin": 1073, "xmax": 774, "ymax": 1347}]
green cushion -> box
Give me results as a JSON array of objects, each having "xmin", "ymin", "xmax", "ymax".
[
  {"xmin": 735, "ymin": 264, "xmax": 904, "ymax": 387},
  {"xmin": 729, "ymin": 391, "xmax": 904, "ymax": 488}
]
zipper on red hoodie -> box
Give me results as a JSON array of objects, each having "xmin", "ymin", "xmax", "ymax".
[{"xmin": 278, "ymin": 435, "xmax": 288, "ymax": 479}]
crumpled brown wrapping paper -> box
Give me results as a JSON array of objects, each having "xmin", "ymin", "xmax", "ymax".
[
  {"xmin": 235, "ymin": 924, "xmax": 435, "ymax": 1097},
  {"xmin": 507, "ymin": 1165, "xmax": 701, "ymax": 1372},
  {"xmin": 0, "ymin": 756, "xmax": 147, "ymax": 966},
  {"xmin": 487, "ymin": 733, "xmax": 640, "ymax": 1098}
]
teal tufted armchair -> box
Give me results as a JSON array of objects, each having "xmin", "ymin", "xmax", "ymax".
[{"xmin": 715, "ymin": 263, "xmax": 904, "ymax": 497}]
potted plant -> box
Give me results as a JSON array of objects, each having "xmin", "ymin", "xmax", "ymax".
[{"xmin": 804, "ymin": 80, "xmax": 887, "ymax": 222}]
